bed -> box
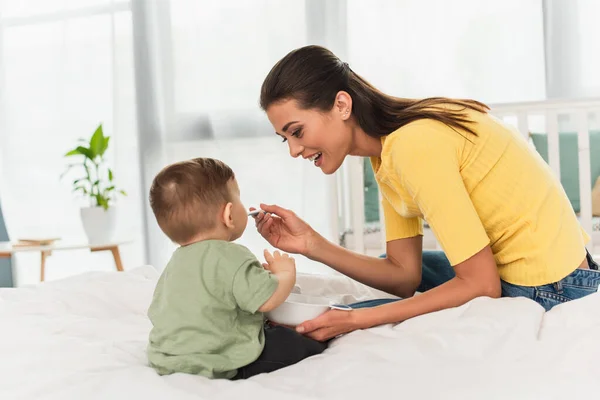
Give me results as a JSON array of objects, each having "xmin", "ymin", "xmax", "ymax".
[{"xmin": 1, "ymin": 266, "xmax": 599, "ymax": 399}]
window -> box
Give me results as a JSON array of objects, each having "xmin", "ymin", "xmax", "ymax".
[{"xmin": 0, "ymin": 1, "xmax": 144, "ymax": 284}]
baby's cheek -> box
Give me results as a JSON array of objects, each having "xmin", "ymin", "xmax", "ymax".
[{"xmin": 239, "ymin": 210, "xmax": 249, "ymax": 232}]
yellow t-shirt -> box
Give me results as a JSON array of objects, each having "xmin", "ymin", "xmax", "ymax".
[{"xmin": 370, "ymin": 108, "xmax": 590, "ymax": 286}]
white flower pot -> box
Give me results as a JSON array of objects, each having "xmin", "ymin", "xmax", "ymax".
[{"xmin": 80, "ymin": 206, "xmax": 117, "ymax": 245}]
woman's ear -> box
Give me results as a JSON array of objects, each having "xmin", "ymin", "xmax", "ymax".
[
  {"xmin": 335, "ymin": 91, "xmax": 353, "ymax": 121},
  {"xmin": 222, "ymin": 202, "xmax": 235, "ymax": 229}
]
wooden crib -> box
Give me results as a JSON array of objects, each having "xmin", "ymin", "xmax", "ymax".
[{"xmin": 334, "ymin": 98, "xmax": 600, "ymax": 258}]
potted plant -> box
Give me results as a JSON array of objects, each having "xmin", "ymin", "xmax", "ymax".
[{"xmin": 62, "ymin": 124, "xmax": 126, "ymax": 244}]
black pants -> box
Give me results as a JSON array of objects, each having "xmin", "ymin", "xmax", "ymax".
[{"xmin": 233, "ymin": 324, "xmax": 328, "ymax": 380}]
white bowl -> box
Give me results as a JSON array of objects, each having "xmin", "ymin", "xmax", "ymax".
[{"xmin": 265, "ymin": 293, "xmax": 331, "ymax": 326}]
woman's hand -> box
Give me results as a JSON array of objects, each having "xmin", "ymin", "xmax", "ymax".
[
  {"xmin": 295, "ymin": 309, "xmax": 363, "ymax": 342},
  {"xmin": 251, "ymin": 203, "xmax": 322, "ymax": 256}
]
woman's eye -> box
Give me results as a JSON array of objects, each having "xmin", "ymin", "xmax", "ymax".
[{"xmin": 280, "ymin": 128, "xmax": 302, "ymax": 143}]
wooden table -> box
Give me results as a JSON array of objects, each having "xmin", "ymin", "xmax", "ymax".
[{"xmin": 0, "ymin": 240, "xmax": 132, "ymax": 282}]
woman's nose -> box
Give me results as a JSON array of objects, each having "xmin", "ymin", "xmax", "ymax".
[{"xmin": 289, "ymin": 142, "xmax": 304, "ymax": 158}]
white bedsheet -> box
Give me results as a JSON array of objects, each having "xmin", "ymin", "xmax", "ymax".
[{"xmin": 1, "ymin": 267, "xmax": 599, "ymax": 400}]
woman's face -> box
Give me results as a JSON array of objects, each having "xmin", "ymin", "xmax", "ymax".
[{"xmin": 265, "ymin": 95, "xmax": 353, "ymax": 175}]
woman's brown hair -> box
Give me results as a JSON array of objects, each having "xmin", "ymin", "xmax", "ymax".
[{"xmin": 260, "ymin": 45, "xmax": 489, "ymax": 137}]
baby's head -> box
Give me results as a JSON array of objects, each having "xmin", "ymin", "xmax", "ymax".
[{"xmin": 149, "ymin": 158, "xmax": 248, "ymax": 246}]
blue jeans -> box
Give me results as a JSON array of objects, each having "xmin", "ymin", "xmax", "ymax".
[{"xmin": 349, "ymin": 250, "xmax": 600, "ymax": 311}]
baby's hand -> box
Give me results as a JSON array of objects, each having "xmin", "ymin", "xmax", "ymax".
[
  {"xmin": 263, "ymin": 249, "xmax": 296, "ymax": 275},
  {"xmin": 257, "ymin": 250, "xmax": 297, "ymax": 313}
]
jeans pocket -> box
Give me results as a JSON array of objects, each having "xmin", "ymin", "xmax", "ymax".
[
  {"xmin": 535, "ymin": 268, "xmax": 600, "ymax": 311},
  {"xmin": 561, "ymin": 268, "xmax": 600, "ymax": 293}
]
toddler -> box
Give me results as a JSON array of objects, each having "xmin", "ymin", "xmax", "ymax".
[{"xmin": 147, "ymin": 158, "xmax": 326, "ymax": 380}]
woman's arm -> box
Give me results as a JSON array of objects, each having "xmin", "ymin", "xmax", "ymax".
[
  {"xmin": 297, "ymin": 245, "xmax": 501, "ymax": 340},
  {"xmin": 355, "ymin": 245, "xmax": 500, "ymax": 327},
  {"xmin": 307, "ymin": 235, "xmax": 423, "ymax": 299},
  {"xmin": 254, "ymin": 204, "xmax": 424, "ymax": 299}
]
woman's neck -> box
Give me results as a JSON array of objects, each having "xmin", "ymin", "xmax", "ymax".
[{"xmin": 349, "ymin": 124, "xmax": 383, "ymax": 157}]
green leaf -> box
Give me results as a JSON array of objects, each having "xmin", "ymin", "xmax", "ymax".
[
  {"xmin": 103, "ymin": 186, "xmax": 115, "ymax": 198},
  {"xmin": 119, "ymin": 190, "xmax": 127, "ymax": 196},
  {"xmin": 89, "ymin": 124, "xmax": 104, "ymax": 159},
  {"xmin": 76, "ymin": 146, "xmax": 94, "ymax": 160},
  {"xmin": 108, "ymin": 169, "xmax": 114, "ymax": 182},
  {"xmin": 64, "ymin": 148, "xmax": 83, "ymax": 157},
  {"xmin": 73, "ymin": 185, "xmax": 88, "ymax": 194},
  {"xmin": 96, "ymin": 194, "xmax": 110, "ymax": 210},
  {"xmin": 100, "ymin": 136, "xmax": 110, "ymax": 157}
]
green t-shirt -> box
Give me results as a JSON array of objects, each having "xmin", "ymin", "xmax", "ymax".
[{"xmin": 147, "ymin": 240, "xmax": 278, "ymax": 379}]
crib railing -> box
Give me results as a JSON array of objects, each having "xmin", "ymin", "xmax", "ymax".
[{"xmin": 335, "ymin": 98, "xmax": 600, "ymax": 254}]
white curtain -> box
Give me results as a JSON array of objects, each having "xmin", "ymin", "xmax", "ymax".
[
  {"xmin": 544, "ymin": 0, "xmax": 600, "ymax": 99},
  {"xmin": 0, "ymin": 0, "xmax": 145, "ymax": 285},
  {"xmin": 134, "ymin": 0, "xmax": 340, "ymax": 275},
  {"xmin": 345, "ymin": 0, "xmax": 547, "ymax": 103}
]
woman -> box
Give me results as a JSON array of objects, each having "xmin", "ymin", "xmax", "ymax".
[{"xmin": 252, "ymin": 45, "xmax": 599, "ymax": 342}]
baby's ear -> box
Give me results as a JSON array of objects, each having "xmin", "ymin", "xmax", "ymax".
[{"xmin": 221, "ymin": 202, "xmax": 235, "ymax": 228}]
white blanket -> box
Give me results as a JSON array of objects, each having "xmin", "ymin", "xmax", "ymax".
[{"xmin": 1, "ymin": 267, "xmax": 598, "ymax": 400}]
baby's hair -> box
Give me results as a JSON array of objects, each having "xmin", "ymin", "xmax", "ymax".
[{"xmin": 149, "ymin": 158, "xmax": 234, "ymax": 244}]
